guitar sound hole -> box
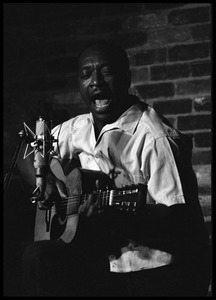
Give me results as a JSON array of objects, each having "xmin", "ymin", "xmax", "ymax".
[
  {"xmin": 58, "ymin": 214, "xmax": 67, "ymax": 224},
  {"xmin": 50, "ymin": 214, "xmax": 66, "ymax": 240}
]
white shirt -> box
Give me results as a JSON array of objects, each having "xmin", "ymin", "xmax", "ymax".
[{"xmin": 52, "ymin": 100, "xmax": 186, "ymax": 272}]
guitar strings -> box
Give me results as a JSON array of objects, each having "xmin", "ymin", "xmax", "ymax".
[
  {"xmin": 53, "ymin": 190, "xmax": 138, "ymax": 212},
  {"xmin": 60, "ymin": 190, "xmax": 137, "ymax": 204}
]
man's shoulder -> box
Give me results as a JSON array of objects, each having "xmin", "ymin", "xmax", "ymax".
[
  {"xmin": 137, "ymin": 103, "xmax": 175, "ymax": 138},
  {"xmin": 52, "ymin": 113, "xmax": 91, "ymax": 136},
  {"xmin": 137, "ymin": 103, "xmax": 193, "ymax": 157},
  {"xmin": 70, "ymin": 113, "xmax": 91, "ymax": 127}
]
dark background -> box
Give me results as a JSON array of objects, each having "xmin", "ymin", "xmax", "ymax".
[{"xmin": 3, "ymin": 3, "xmax": 212, "ymax": 296}]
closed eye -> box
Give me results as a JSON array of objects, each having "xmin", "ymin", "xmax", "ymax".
[
  {"xmin": 80, "ymin": 69, "xmax": 91, "ymax": 79},
  {"xmin": 101, "ymin": 66, "xmax": 114, "ymax": 76}
]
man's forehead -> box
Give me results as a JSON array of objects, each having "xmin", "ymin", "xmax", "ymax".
[{"xmin": 79, "ymin": 46, "xmax": 117, "ymax": 66}]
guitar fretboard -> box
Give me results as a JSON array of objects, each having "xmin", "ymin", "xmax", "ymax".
[{"xmin": 80, "ymin": 188, "xmax": 140, "ymax": 211}]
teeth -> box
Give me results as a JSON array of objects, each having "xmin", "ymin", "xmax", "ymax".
[{"xmin": 95, "ymin": 99, "xmax": 110, "ymax": 108}]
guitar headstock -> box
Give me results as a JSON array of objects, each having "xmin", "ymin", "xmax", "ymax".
[{"xmin": 105, "ymin": 184, "xmax": 147, "ymax": 212}]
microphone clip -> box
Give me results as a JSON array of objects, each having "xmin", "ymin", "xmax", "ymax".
[
  {"xmin": 22, "ymin": 117, "xmax": 58, "ymax": 206},
  {"xmin": 22, "ymin": 117, "xmax": 57, "ymax": 160}
]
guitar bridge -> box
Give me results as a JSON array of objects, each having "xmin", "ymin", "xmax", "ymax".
[{"xmin": 45, "ymin": 209, "xmax": 51, "ymax": 232}]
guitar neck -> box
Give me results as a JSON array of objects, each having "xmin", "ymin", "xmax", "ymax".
[
  {"xmin": 50, "ymin": 161, "xmax": 147, "ymax": 214},
  {"xmin": 72, "ymin": 184, "xmax": 145, "ymax": 213}
]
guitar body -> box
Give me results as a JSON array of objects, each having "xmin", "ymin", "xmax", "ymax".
[
  {"xmin": 34, "ymin": 170, "xmax": 78, "ymax": 243},
  {"xmin": 34, "ymin": 157, "xmax": 146, "ymax": 243},
  {"xmin": 34, "ymin": 168, "xmax": 81, "ymax": 243},
  {"xmin": 34, "ymin": 161, "xmax": 114, "ymax": 243}
]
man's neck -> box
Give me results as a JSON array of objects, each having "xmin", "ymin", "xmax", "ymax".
[
  {"xmin": 93, "ymin": 94, "xmax": 137, "ymax": 139},
  {"xmin": 94, "ymin": 120, "xmax": 104, "ymax": 140}
]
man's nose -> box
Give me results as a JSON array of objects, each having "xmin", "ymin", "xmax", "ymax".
[{"xmin": 90, "ymin": 70, "xmax": 102, "ymax": 86}]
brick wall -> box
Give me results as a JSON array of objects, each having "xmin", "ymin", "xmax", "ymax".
[{"xmin": 4, "ymin": 3, "xmax": 211, "ymax": 222}]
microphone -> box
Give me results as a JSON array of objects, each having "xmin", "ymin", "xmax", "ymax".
[{"xmin": 30, "ymin": 117, "xmax": 53, "ymax": 204}]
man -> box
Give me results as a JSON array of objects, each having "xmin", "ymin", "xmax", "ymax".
[{"xmin": 21, "ymin": 41, "xmax": 211, "ymax": 296}]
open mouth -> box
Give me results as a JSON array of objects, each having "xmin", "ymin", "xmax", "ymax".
[
  {"xmin": 91, "ymin": 92, "xmax": 112, "ymax": 113},
  {"xmin": 94, "ymin": 99, "xmax": 112, "ymax": 111}
]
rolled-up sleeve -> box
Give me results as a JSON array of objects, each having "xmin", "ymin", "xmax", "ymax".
[{"xmin": 142, "ymin": 137, "xmax": 185, "ymax": 206}]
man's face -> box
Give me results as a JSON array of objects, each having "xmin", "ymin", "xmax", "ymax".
[{"xmin": 78, "ymin": 45, "xmax": 130, "ymax": 124}]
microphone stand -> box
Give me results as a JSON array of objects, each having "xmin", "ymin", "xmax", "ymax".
[{"xmin": 4, "ymin": 129, "xmax": 27, "ymax": 197}]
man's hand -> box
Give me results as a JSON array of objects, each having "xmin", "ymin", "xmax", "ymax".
[
  {"xmin": 78, "ymin": 178, "xmax": 109, "ymax": 217},
  {"xmin": 78, "ymin": 192, "xmax": 99, "ymax": 217},
  {"xmin": 36, "ymin": 172, "xmax": 63, "ymax": 210}
]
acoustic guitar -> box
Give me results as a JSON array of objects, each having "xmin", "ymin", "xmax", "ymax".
[{"xmin": 34, "ymin": 157, "xmax": 147, "ymax": 243}]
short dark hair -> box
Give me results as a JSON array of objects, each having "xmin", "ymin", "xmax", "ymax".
[{"xmin": 77, "ymin": 40, "xmax": 130, "ymax": 72}]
